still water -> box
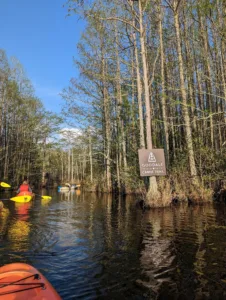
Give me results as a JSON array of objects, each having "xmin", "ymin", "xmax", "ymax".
[{"xmin": 0, "ymin": 191, "xmax": 226, "ymax": 299}]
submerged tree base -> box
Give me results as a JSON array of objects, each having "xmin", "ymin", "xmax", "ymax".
[
  {"xmin": 144, "ymin": 177, "xmax": 213, "ymax": 208},
  {"xmin": 83, "ymin": 175, "xmax": 218, "ymax": 208}
]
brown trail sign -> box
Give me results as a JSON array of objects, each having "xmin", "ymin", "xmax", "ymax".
[{"xmin": 138, "ymin": 149, "xmax": 166, "ymax": 177}]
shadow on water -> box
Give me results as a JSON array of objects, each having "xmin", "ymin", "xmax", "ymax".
[{"xmin": 0, "ymin": 192, "xmax": 226, "ymax": 299}]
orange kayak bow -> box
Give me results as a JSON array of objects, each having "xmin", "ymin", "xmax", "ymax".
[{"xmin": 0, "ymin": 263, "xmax": 61, "ymax": 299}]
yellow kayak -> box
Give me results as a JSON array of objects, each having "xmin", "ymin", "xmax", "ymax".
[{"xmin": 10, "ymin": 193, "xmax": 34, "ymax": 203}]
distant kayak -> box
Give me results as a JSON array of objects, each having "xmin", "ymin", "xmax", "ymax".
[
  {"xmin": 10, "ymin": 192, "xmax": 34, "ymax": 203},
  {"xmin": 0, "ymin": 263, "xmax": 61, "ymax": 299},
  {"xmin": 57, "ymin": 186, "xmax": 70, "ymax": 192},
  {"xmin": 58, "ymin": 184, "xmax": 81, "ymax": 192}
]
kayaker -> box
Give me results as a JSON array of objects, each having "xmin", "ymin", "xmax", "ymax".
[{"xmin": 17, "ymin": 177, "xmax": 32, "ymax": 194}]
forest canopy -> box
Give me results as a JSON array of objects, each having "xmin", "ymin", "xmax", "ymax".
[
  {"xmin": 62, "ymin": 0, "xmax": 226, "ymax": 205},
  {"xmin": 0, "ymin": 49, "xmax": 63, "ymax": 187}
]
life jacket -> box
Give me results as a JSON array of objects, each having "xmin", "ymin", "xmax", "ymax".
[{"xmin": 19, "ymin": 184, "xmax": 29, "ymax": 192}]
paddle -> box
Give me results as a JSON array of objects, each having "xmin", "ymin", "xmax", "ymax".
[
  {"xmin": 0, "ymin": 182, "xmax": 11, "ymax": 202},
  {"xmin": 35, "ymin": 194, "xmax": 52, "ymax": 200},
  {"xmin": 0, "ymin": 182, "xmax": 11, "ymax": 188}
]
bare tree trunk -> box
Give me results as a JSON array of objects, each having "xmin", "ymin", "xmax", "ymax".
[
  {"xmin": 138, "ymin": 0, "xmax": 159, "ymax": 199},
  {"xmin": 89, "ymin": 129, "xmax": 93, "ymax": 183},
  {"xmin": 198, "ymin": 10, "xmax": 214, "ymax": 148},
  {"xmin": 194, "ymin": 52, "xmax": 205, "ymax": 140},
  {"xmin": 183, "ymin": 10, "xmax": 197, "ymax": 131},
  {"xmin": 102, "ymin": 57, "xmax": 111, "ymax": 192},
  {"xmin": 211, "ymin": 24, "xmax": 224, "ymax": 151},
  {"xmin": 68, "ymin": 149, "xmax": 70, "ymax": 182},
  {"xmin": 114, "ymin": 20, "xmax": 127, "ymax": 191},
  {"xmin": 83, "ymin": 150, "xmax": 86, "ymax": 180},
  {"xmin": 61, "ymin": 153, "xmax": 64, "ymax": 182},
  {"xmin": 130, "ymin": 48, "xmax": 138, "ymax": 151},
  {"xmin": 116, "ymin": 152, "xmax": 120, "ymax": 191},
  {"xmin": 158, "ymin": 1, "xmax": 169, "ymax": 166},
  {"xmin": 76, "ymin": 160, "xmax": 79, "ymax": 182},
  {"xmin": 71, "ymin": 149, "xmax": 74, "ymax": 182},
  {"xmin": 173, "ymin": 1, "xmax": 198, "ymax": 183},
  {"xmin": 132, "ymin": 30, "xmax": 145, "ymax": 148}
]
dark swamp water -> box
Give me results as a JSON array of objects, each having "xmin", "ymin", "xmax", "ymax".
[{"xmin": 0, "ymin": 191, "xmax": 226, "ymax": 299}]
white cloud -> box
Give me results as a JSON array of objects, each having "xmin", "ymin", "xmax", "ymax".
[{"xmin": 59, "ymin": 127, "xmax": 82, "ymax": 141}]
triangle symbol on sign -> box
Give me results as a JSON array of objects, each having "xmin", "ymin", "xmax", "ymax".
[{"xmin": 148, "ymin": 152, "xmax": 156, "ymax": 162}]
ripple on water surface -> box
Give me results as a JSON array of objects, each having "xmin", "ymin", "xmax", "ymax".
[{"xmin": 1, "ymin": 193, "xmax": 226, "ymax": 299}]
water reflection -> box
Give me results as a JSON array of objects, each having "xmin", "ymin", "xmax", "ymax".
[
  {"xmin": 0, "ymin": 193, "xmax": 226, "ymax": 299},
  {"xmin": 41, "ymin": 198, "xmax": 51, "ymax": 206},
  {"xmin": 194, "ymin": 205, "xmax": 226, "ymax": 299},
  {"xmin": 7, "ymin": 220, "xmax": 30, "ymax": 251},
  {"xmin": 0, "ymin": 207, "xmax": 10, "ymax": 238},
  {"xmin": 138, "ymin": 205, "xmax": 224, "ymax": 299},
  {"xmin": 7, "ymin": 202, "xmax": 31, "ymax": 251},
  {"xmin": 15, "ymin": 202, "xmax": 31, "ymax": 221},
  {"xmin": 75, "ymin": 189, "xmax": 81, "ymax": 196}
]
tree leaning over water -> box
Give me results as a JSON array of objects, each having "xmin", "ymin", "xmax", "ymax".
[{"xmin": 63, "ymin": 0, "xmax": 226, "ymax": 205}]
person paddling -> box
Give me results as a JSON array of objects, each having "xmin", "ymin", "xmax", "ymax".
[{"xmin": 17, "ymin": 177, "xmax": 32, "ymax": 196}]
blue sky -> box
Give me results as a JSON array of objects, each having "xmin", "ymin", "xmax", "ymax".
[{"xmin": 0, "ymin": 0, "xmax": 83, "ymax": 114}]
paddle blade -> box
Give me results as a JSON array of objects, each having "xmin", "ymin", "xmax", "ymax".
[
  {"xmin": 42, "ymin": 196, "xmax": 52, "ymax": 200},
  {"xmin": 0, "ymin": 182, "xmax": 11, "ymax": 188}
]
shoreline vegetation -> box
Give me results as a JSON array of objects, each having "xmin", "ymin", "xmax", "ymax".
[
  {"xmin": 1, "ymin": 0, "xmax": 225, "ymax": 207},
  {"xmin": 82, "ymin": 176, "xmax": 226, "ymax": 207}
]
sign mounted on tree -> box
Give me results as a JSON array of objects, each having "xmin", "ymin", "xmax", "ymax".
[{"xmin": 138, "ymin": 149, "xmax": 166, "ymax": 176}]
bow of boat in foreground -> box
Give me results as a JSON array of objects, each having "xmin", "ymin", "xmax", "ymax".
[{"xmin": 0, "ymin": 263, "xmax": 61, "ymax": 299}]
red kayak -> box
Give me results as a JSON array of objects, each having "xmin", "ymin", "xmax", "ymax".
[{"xmin": 0, "ymin": 263, "xmax": 61, "ymax": 299}]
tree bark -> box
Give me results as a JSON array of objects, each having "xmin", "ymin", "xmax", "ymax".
[
  {"xmin": 173, "ymin": 1, "xmax": 198, "ymax": 183},
  {"xmin": 131, "ymin": 20, "xmax": 145, "ymax": 149},
  {"xmin": 89, "ymin": 129, "xmax": 93, "ymax": 183},
  {"xmin": 158, "ymin": 1, "xmax": 169, "ymax": 166},
  {"xmin": 102, "ymin": 57, "xmax": 111, "ymax": 192},
  {"xmin": 138, "ymin": 0, "xmax": 159, "ymax": 199}
]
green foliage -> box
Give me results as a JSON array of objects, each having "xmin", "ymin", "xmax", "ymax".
[
  {"xmin": 0, "ymin": 49, "xmax": 63, "ymax": 187},
  {"xmin": 61, "ymin": 0, "xmax": 226, "ymax": 201},
  {"xmin": 194, "ymin": 139, "xmax": 226, "ymax": 183},
  {"xmin": 196, "ymin": 0, "xmax": 217, "ymax": 16}
]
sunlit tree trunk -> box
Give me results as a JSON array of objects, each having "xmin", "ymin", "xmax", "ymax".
[
  {"xmin": 61, "ymin": 153, "xmax": 64, "ymax": 182},
  {"xmin": 194, "ymin": 52, "xmax": 205, "ymax": 140},
  {"xmin": 182, "ymin": 9, "xmax": 197, "ymax": 131},
  {"xmin": 132, "ymin": 29, "xmax": 145, "ymax": 149},
  {"xmin": 138, "ymin": 0, "xmax": 159, "ymax": 200},
  {"xmin": 173, "ymin": 0, "xmax": 198, "ymax": 183},
  {"xmin": 89, "ymin": 129, "xmax": 93, "ymax": 183},
  {"xmin": 102, "ymin": 56, "xmax": 111, "ymax": 192},
  {"xmin": 198, "ymin": 10, "xmax": 214, "ymax": 148},
  {"xmin": 114, "ymin": 20, "xmax": 127, "ymax": 191},
  {"xmin": 158, "ymin": 1, "xmax": 169, "ymax": 166}
]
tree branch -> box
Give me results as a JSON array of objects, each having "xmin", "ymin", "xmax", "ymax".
[{"xmin": 99, "ymin": 16, "xmax": 140, "ymax": 32}]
